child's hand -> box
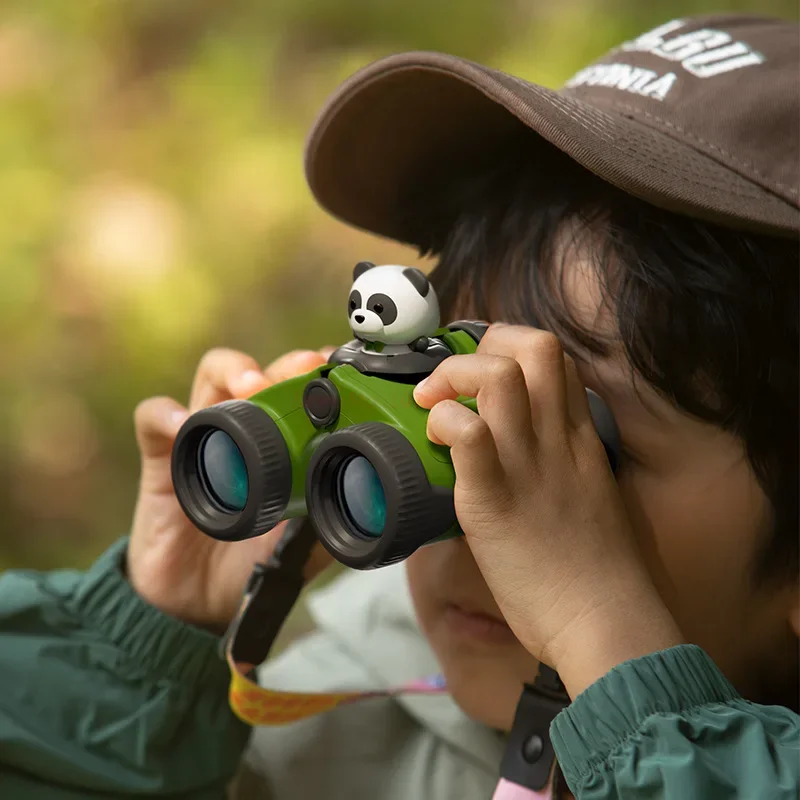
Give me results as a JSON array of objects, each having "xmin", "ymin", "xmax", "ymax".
[
  {"xmin": 413, "ymin": 324, "xmax": 684, "ymax": 698},
  {"xmin": 128, "ymin": 346, "xmax": 336, "ymax": 633}
]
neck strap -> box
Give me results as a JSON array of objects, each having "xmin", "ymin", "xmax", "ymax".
[{"xmin": 221, "ymin": 517, "xmax": 570, "ymax": 797}]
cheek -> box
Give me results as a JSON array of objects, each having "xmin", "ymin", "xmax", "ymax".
[
  {"xmin": 405, "ymin": 547, "xmax": 441, "ymax": 631},
  {"xmin": 406, "ymin": 539, "xmax": 478, "ymax": 630},
  {"xmin": 406, "ymin": 538, "xmax": 500, "ymax": 621},
  {"xmin": 618, "ymin": 455, "xmax": 768, "ymax": 667}
]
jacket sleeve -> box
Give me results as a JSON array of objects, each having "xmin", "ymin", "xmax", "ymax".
[
  {"xmin": 0, "ymin": 537, "xmax": 251, "ymax": 799},
  {"xmin": 550, "ymin": 644, "xmax": 800, "ymax": 799}
]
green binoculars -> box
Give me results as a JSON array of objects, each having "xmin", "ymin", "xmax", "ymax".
[{"xmin": 171, "ymin": 320, "xmax": 620, "ymax": 570}]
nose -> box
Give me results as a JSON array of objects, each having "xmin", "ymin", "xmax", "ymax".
[{"xmin": 354, "ymin": 314, "xmax": 365, "ymax": 323}]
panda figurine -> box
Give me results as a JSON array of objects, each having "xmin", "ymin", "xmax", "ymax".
[
  {"xmin": 349, "ymin": 261, "xmax": 439, "ymax": 350},
  {"xmin": 328, "ymin": 261, "xmax": 454, "ymax": 381}
]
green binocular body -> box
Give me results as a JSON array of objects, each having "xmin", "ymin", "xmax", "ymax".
[
  {"xmin": 172, "ymin": 321, "xmax": 620, "ymax": 569},
  {"xmin": 171, "ymin": 326, "xmax": 484, "ymax": 569}
]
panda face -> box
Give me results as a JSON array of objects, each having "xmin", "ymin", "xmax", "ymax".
[{"xmin": 348, "ymin": 264, "xmax": 440, "ymax": 345}]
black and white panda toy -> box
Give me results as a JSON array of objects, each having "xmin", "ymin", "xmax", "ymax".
[
  {"xmin": 328, "ymin": 261, "xmax": 454, "ymax": 380},
  {"xmin": 348, "ymin": 261, "xmax": 439, "ymax": 351}
]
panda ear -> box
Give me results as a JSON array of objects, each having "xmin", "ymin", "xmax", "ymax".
[
  {"xmin": 353, "ymin": 261, "xmax": 376, "ymax": 281},
  {"xmin": 402, "ymin": 268, "xmax": 430, "ymax": 297}
]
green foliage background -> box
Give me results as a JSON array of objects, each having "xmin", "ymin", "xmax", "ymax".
[{"xmin": 0, "ymin": 1, "xmax": 796, "ymax": 571}]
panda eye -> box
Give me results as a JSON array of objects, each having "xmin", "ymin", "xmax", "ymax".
[
  {"xmin": 364, "ymin": 293, "xmax": 397, "ymax": 325},
  {"xmin": 349, "ymin": 299, "xmax": 357, "ymax": 311}
]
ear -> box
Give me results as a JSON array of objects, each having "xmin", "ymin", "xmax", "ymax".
[
  {"xmin": 402, "ymin": 267, "xmax": 430, "ymax": 297},
  {"xmin": 353, "ymin": 261, "xmax": 375, "ymax": 281}
]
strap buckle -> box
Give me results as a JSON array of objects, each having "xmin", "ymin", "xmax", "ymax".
[
  {"xmin": 499, "ymin": 663, "xmax": 570, "ymax": 792},
  {"xmin": 218, "ymin": 517, "xmax": 319, "ymax": 666}
]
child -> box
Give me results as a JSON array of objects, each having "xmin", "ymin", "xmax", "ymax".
[{"xmin": 0, "ymin": 13, "xmax": 797, "ymax": 800}]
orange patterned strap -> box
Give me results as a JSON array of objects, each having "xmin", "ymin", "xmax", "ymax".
[
  {"xmin": 227, "ymin": 646, "xmax": 367, "ymax": 725},
  {"xmin": 219, "ymin": 534, "xmax": 555, "ymax": 798},
  {"xmin": 221, "ymin": 519, "xmax": 448, "ymax": 727},
  {"xmin": 225, "ymin": 641, "xmax": 447, "ymax": 726}
]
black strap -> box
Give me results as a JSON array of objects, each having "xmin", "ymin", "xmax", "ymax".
[
  {"xmin": 499, "ymin": 664, "xmax": 571, "ymax": 792},
  {"xmin": 220, "ymin": 517, "xmax": 319, "ymax": 666}
]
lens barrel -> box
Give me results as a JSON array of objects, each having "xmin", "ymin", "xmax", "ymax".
[
  {"xmin": 306, "ymin": 422, "xmax": 457, "ymax": 569},
  {"xmin": 171, "ymin": 400, "xmax": 292, "ymax": 541}
]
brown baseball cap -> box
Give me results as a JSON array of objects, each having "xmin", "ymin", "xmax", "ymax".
[{"xmin": 304, "ymin": 14, "xmax": 800, "ymax": 245}]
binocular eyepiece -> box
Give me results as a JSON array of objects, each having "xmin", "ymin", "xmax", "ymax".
[{"xmin": 171, "ymin": 322, "xmax": 621, "ymax": 570}]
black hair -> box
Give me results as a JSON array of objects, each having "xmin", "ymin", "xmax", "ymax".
[{"xmin": 407, "ymin": 139, "xmax": 798, "ymax": 592}]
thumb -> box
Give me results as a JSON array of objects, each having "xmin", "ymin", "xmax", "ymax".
[{"xmin": 134, "ymin": 396, "xmax": 190, "ymax": 460}]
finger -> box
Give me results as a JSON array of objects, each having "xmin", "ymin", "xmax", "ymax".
[
  {"xmin": 263, "ymin": 349, "xmax": 329, "ymax": 384},
  {"xmin": 189, "ymin": 348, "xmax": 268, "ymax": 411},
  {"xmin": 319, "ymin": 345, "xmax": 337, "ymax": 360},
  {"xmin": 477, "ymin": 323, "xmax": 570, "ymax": 437},
  {"xmin": 414, "ymin": 353, "xmax": 535, "ymax": 461},
  {"xmin": 426, "ymin": 400, "xmax": 508, "ymax": 494},
  {"xmin": 134, "ymin": 396, "xmax": 189, "ymax": 459}
]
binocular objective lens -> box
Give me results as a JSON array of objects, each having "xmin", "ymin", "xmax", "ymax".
[
  {"xmin": 338, "ymin": 456, "xmax": 386, "ymax": 537},
  {"xmin": 198, "ymin": 430, "xmax": 249, "ymax": 512}
]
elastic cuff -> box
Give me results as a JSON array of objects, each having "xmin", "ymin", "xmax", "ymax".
[
  {"xmin": 551, "ymin": 644, "xmax": 741, "ymax": 785},
  {"xmin": 65, "ymin": 536, "xmax": 230, "ymax": 687}
]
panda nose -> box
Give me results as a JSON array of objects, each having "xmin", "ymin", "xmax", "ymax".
[{"xmin": 354, "ymin": 314, "xmax": 365, "ymax": 323}]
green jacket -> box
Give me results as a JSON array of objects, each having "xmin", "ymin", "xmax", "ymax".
[{"xmin": 0, "ymin": 537, "xmax": 797, "ymax": 799}]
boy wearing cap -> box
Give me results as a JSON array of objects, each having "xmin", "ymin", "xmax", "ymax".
[{"xmin": 0, "ymin": 13, "xmax": 797, "ymax": 800}]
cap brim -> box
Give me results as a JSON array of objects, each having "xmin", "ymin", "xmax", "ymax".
[{"xmin": 304, "ymin": 52, "xmax": 799, "ymax": 244}]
